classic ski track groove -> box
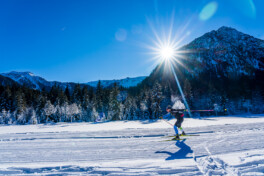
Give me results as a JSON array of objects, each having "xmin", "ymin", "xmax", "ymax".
[{"xmin": 193, "ymin": 145, "xmax": 241, "ymax": 176}]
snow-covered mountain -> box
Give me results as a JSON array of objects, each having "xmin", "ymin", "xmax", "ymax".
[
  {"xmin": 181, "ymin": 26, "xmax": 264, "ymax": 76},
  {"xmin": 139, "ymin": 26, "xmax": 264, "ymax": 100},
  {"xmin": 0, "ymin": 71, "xmax": 82, "ymax": 91},
  {"xmin": 0, "ymin": 75, "xmax": 17, "ymax": 86},
  {"xmin": 86, "ymin": 76, "xmax": 146, "ymax": 88},
  {"xmin": 145, "ymin": 26, "xmax": 264, "ymax": 84},
  {"xmin": 1, "ymin": 71, "xmax": 51, "ymax": 90},
  {"xmin": 0, "ymin": 71, "xmax": 146, "ymax": 90}
]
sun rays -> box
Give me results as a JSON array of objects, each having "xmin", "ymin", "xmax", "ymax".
[
  {"xmin": 143, "ymin": 14, "xmax": 194, "ymax": 74},
  {"xmin": 142, "ymin": 15, "xmax": 194, "ymax": 117}
]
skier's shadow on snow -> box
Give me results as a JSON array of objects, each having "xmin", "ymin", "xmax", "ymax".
[{"xmin": 155, "ymin": 139, "xmax": 193, "ymax": 160}]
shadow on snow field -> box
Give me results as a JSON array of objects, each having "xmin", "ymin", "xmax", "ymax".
[{"xmin": 155, "ymin": 139, "xmax": 194, "ymax": 160}]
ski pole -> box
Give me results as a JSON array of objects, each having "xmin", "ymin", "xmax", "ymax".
[
  {"xmin": 161, "ymin": 118, "xmax": 174, "ymax": 127},
  {"xmin": 184, "ymin": 109, "xmax": 214, "ymax": 112}
]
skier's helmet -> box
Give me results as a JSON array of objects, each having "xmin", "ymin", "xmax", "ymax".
[{"xmin": 166, "ymin": 105, "xmax": 172, "ymax": 110}]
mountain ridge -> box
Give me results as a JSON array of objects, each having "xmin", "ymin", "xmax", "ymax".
[
  {"xmin": 86, "ymin": 76, "xmax": 147, "ymax": 88},
  {"xmin": 0, "ymin": 71, "xmax": 80, "ymax": 91},
  {"xmin": 179, "ymin": 26, "xmax": 264, "ymax": 76},
  {"xmin": 0, "ymin": 71, "xmax": 147, "ymax": 90}
]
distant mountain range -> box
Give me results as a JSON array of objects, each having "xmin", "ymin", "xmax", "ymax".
[
  {"xmin": 86, "ymin": 76, "xmax": 146, "ymax": 88},
  {"xmin": 0, "ymin": 71, "xmax": 146, "ymax": 91}
]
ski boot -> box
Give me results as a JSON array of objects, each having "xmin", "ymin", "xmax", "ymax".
[
  {"xmin": 180, "ymin": 131, "xmax": 186, "ymax": 136},
  {"xmin": 172, "ymin": 135, "xmax": 180, "ymax": 140}
]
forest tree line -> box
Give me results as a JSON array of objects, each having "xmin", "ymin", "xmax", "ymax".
[{"xmin": 1, "ymin": 75, "xmax": 264, "ymax": 125}]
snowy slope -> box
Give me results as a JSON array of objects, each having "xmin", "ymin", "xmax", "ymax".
[
  {"xmin": 1, "ymin": 71, "xmax": 51, "ymax": 90},
  {"xmin": 0, "ymin": 114, "xmax": 264, "ymax": 175},
  {"xmin": 0, "ymin": 75, "xmax": 17, "ymax": 86},
  {"xmin": 86, "ymin": 76, "xmax": 146, "ymax": 88}
]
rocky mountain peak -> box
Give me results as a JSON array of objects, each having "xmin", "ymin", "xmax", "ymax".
[
  {"xmin": 3, "ymin": 71, "xmax": 35, "ymax": 78},
  {"xmin": 179, "ymin": 26, "xmax": 264, "ymax": 76},
  {"xmin": 217, "ymin": 26, "xmax": 239, "ymax": 33}
]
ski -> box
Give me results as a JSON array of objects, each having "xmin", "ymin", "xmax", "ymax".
[
  {"xmin": 161, "ymin": 138, "xmax": 187, "ymax": 142},
  {"xmin": 180, "ymin": 134, "xmax": 200, "ymax": 137},
  {"xmin": 164, "ymin": 134, "xmax": 200, "ymax": 137}
]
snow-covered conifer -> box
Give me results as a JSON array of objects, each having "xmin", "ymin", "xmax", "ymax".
[
  {"xmin": 91, "ymin": 107, "xmax": 98, "ymax": 122},
  {"xmin": 44, "ymin": 101, "xmax": 55, "ymax": 122},
  {"xmin": 150, "ymin": 82, "xmax": 163, "ymax": 119},
  {"xmin": 108, "ymin": 83, "xmax": 120, "ymax": 120},
  {"xmin": 95, "ymin": 81, "xmax": 103, "ymax": 113},
  {"xmin": 29, "ymin": 109, "xmax": 37, "ymax": 124},
  {"xmin": 69, "ymin": 103, "xmax": 80, "ymax": 122}
]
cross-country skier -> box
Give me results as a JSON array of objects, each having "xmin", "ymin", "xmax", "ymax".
[{"xmin": 159, "ymin": 105, "xmax": 186, "ymax": 140}]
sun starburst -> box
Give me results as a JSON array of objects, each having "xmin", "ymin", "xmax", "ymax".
[
  {"xmin": 159, "ymin": 45, "xmax": 175, "ymax": 61},
  {"xmin": 143, "ymin": 15, "xmax": 194, "ymax": 73}
]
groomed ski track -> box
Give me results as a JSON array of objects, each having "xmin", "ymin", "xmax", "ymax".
[{"xmin": 0, "ymin": 115, "xmax": 264, "ymax": 175}]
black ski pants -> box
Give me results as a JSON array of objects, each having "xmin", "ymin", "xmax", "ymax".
[{"xmin": 174, "ymin": 116, "xmax": 184, "ymax": 128}]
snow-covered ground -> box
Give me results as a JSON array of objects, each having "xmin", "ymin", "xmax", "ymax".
[{"xmin": 0, "ymin": 114, "xmax": 264, "ymax": 175}]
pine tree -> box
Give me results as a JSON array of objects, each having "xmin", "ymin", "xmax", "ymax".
[
  {"xmin": 59, "ymin": 102, "xmax": 69, "ymax": 122},
  {"xmin": 123, "ymin": 96, "xmax": 132, "ymax": 120},
  {"xmin": 0, "ymin": 109, "xmax": 5, "ymax": 124},
  {"xmin": 72, "ymin": 84, "xmax": 82, "ymax": 105},
  {"xmin": 81, "ymin": 86, "xmax": 92, "ymax": 121},
  {"xmin": 161, "ymin": 83, "xmax": 172, "ymax": 114},
  {"xmin": 81, "ymin": 86, "xmax": 90, "ymax": 109},
  {"xmin": 5, "ymin": 110, "xmax": 13, "ymax": 124},
  {"xmin": 15, "ymin": 88, "xmax": 27, "ymax": 118},
  {"xmin": 91, "ymin": 107, "xmax": 98, "ymax": 122},
  {"xmin": 251, "ymin": 89, "xmax": 264, "ymax": 113},
  {"xmin": 139, "ymin": 90, "xmax": 150, "ymax": 119},
  {"xmin": 36, "ymin": 94, "xmax": 47, "ymax": 123},
  {"xmin": 0, "ymin": 86, "xmax": 12, "ymax": 111},
  {"xmin": 64, "ymin": 86, "xmax": 71, "ymax": 102},
  {"xmin": 183, "ymin": 79, "xmax": 194, "ymax": 110},
  {"xmin": 54, "ymin": 105, "xmax": 62, "ymax": 122},
  {"xmin": 95, "ymin": 81, "xmax": 103, "ymax": 113},
  {"xmin": 108, "ymin": 83, "xmax": 120, "ymax": 120},
  {"xmin": 88, "ymin": 88, "xmax": 94, "ymax": 102},
  {"xmin": 123, "ymin": 96, "xmax": 138, "ymax": 120},
  {"xmin": 150, "ymin": 82, "xmax": 163, "ymax": 119},
  {"xmin": 102, "ymin": 88, "xmax": 110, "ymax": 115},
  {"xmin": 44, "ymin": 100, "xmax": 55, "ymax": 122},
  {"xmin": 69, "ymin": 103, "xmax": 80, "ymax": 122},
  {"xmin": 0, "ymin": 90, "xmax": 7, "ymax": 112},
  {"xmin": 29, "ymin": 108, "xmax": 37, "ymax": 124},
  {"xmin": 48, "ymin": 84, "xmax": 60, "ymax": 105},
  {"xmin": 16, "ymin": 109, "xmax": 26, "ymax": 124},
  {"xmin": 55, "ymin": 87, "xmax": 67, "ymax": 106}
]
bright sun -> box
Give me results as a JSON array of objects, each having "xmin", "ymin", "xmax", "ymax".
[
  {"xmin": 159, "ymin": 46, "xmax": 174, "ymax": 61},
  {"xmin": 145, "ymin": 16, "xmax": 192, "ymax": 69}
]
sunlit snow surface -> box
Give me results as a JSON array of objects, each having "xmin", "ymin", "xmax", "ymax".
[{"xmin": 0, "ymin": 115, "xmax": 264, "ymax": 175}]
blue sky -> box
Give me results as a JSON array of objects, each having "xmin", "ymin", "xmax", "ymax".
[{"xmin": 0, "ymin": 0, "xmax": 263, "ymax": 82}]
